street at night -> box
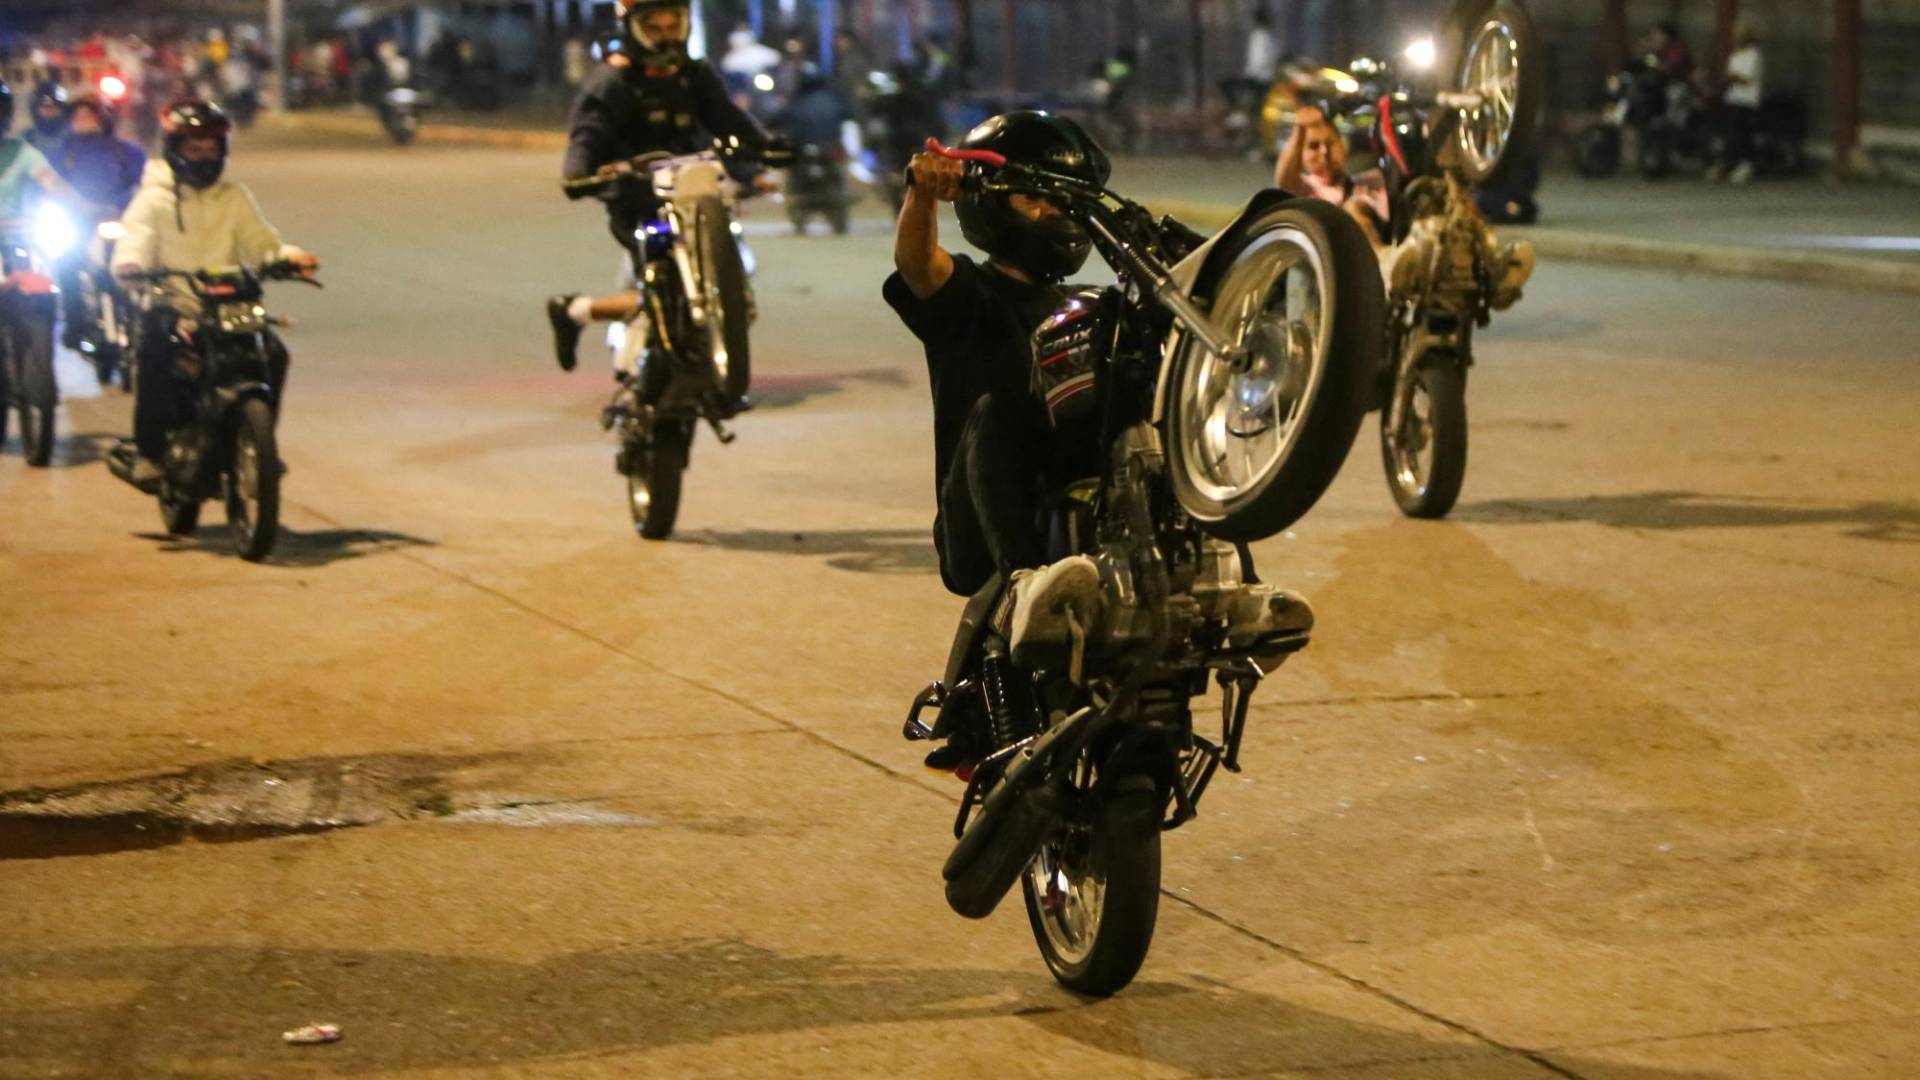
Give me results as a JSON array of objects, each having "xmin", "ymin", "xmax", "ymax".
[{"xmin": 4, "ymin": 124, "xmax": 1919, "ymax": 1076}]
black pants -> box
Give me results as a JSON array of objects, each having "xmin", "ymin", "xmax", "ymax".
[
  {"xmin": 936, "ymin": 395, "xmax": 1047, "ymax": 596},
  {"xmin": 1721, "ymin": 104, "xmax": 1757, "ymax": 170},
  {"xmin": 133, "ymin": 309, "xmax": 290, "ymax": 460}
]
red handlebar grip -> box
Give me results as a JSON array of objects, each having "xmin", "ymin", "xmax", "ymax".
[{"xmin": 925, "ymin": 137, "xmax": 1007, "ymax": 166}]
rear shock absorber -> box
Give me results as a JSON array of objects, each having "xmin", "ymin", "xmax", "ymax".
[{"xmin": 981, "ymin": 642, "xmax": 1038, "ymax": 749}]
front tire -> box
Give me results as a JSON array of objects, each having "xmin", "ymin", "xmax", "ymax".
[
  {"xmin": 1165, "ymin": 199, "xmax": 1380, "ymax": 542},
  {"xmin": 1381, "ymin": 356, "xmax": 1468, "ymax": 519},
  {"xmin": 1021, "ymin": 776, "xmax": 1162, "ymax": 997},
  {"xmin": 695, "ymin": 195, "xmax": 752, "ymax": 401},
  {"xmin": 225, "ymin": 398, "xmax": 280, "ymax": 561}
]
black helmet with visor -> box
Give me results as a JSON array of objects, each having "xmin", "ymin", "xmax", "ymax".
[
  {"xmin": 954, "ymin": 111, "xmax": 1111, "ymax": 283},
  {"xmin": 161, "ymin": 99, "xmax": 233, "ymax": 190}
]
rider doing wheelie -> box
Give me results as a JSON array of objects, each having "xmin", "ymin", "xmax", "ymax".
[
  {"xmin": 885, "ymin": 112, "xmax": 1126, "ymax": 766},
  {"xmin": 112, "ymin": 100, "xmax": 317, "ymax": 487},
  {"xmin": 545, "ymin": 0, "xmax": 772, "ymax": 379}
]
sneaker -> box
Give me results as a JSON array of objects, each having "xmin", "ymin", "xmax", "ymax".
[
  {"xmin": 1007, "ymin": 555, "xmax": 1102, "ymax": 668},
  {"xmin": 546, "ymin": 295, "xmax": 582, "ymax": 372}
]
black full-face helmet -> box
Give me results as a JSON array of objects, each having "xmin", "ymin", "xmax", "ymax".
[
  {"xmin": 30, "ymin": 82, "xmax": 72, "ymax": 137},
  {"xmin": 955, "ymin": 111, "xmax": 1111, "ymax": 282},
  {"xmin": 161, "ymin": 98, "xmax": 233, "ymax": 189},
  {"xmin": 70, "ymin": 94, "xmax": 118, "ymax": 138},
  {"xmin": 618, "ymin": 0, "xmax": 693, "ymax": 69}
]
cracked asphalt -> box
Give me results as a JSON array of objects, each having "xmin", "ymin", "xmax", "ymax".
[{"xmin": 2, "ymin": 130, "xmax": 1917, "ymax": 1077}]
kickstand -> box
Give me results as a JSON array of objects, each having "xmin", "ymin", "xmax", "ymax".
[{"xmin": 706, "ymin": 415, "xmax": 736, "ymax": 444}]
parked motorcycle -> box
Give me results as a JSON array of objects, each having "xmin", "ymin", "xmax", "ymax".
[
  {"xmin": 1331, "ymin": 1, "xmax": 1543, "ymax": 518},
  {"xmin": 901, "ymin": 137, "xmax": 1383, "ymax": 995},
  {"xmin": 0, "ymin": 203, "xmax": 74, "ymax": 467},
  {"xmin": 564, "ymin": 143, "xmax": 786, "ymax": 540},
  {"xmin": 1576, "ymin": 58, "xmax": 1804, "ymax": 181},
  {"xmin": 107, "ymin": 261, "xmax": 318, "ymax": 561},
  {"xmin": 380, "ymin": 87, "xmax": 427, "ymax": 146},
  {"xmin": 784, "ymin": 143, "xmax": 851, "ymax": 234}
]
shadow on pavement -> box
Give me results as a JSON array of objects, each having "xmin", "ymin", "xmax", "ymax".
[
  {"xmin": 0, "ymin": 939, "xmax": 1717, "ymax": 1077},
  {"xmin": 747, "ymin": 366, "xmax": 910, "ymax": 411},
  {"xmin": 1457, "ymin": 490, "xmax": 1920, "ymax": 543},
  {"xmin": 683, "ymin": 527, "xmax": 936, "ymax": 574},
  {"xmin": 135, "ymin": 525, "xmax": 438, "ymax": 567}
]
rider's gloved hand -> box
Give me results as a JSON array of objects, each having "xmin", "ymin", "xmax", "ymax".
[{"xmin": 905, "ymin": 152, "xmax": 965, "ymax": 203}]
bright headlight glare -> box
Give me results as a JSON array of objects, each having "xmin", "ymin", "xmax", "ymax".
[
  {"xmin": 34, "ymin": 203, "xmax": 75, "ymax": 257},
  {"xmin": 1404, "ymin": 37, "xmax": 1438, "ymax": 70},
  {"xmin": 97, "ymin": 220, "xmax": 127, "ymax": 241},
  {"xmin": 753, "ymin": 73, "xmax": 776, "ymax": 93},
  {"xmin": 1334, "ymin": 77, "xmax": 1360, "ymax": 94}
]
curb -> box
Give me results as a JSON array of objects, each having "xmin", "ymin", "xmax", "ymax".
[{"xmin": 1147, "ymin": 197, "xmax": 1920, "ymax": 297}]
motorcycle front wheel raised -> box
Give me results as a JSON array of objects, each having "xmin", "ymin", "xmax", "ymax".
[
  {"xmin": 693, "ymin": 196, "xmax": 752, "ymax": 401},
  {"xmin": 1382, "ymin": 356, "xmax": 1468, "ymax": 519},
  {"xmin": 1020, "ymin": 775, "xmax": 1162, "ymax": 997},
  {"xmin": 226, "ymin": 398, "xmax": 281, "ymax": 561},
  {"xmin": 626, "ymin": 421, "xmax": 689, "ymax": 541},
  {"xmin": 1165, "ymin": 199, "xmax": 1381, "ymax": 543}
]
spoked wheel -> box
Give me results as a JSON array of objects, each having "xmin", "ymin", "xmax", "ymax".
[
  {"xmin": 693, "ymin": 196, "xmax": 752, "ymax": 401},
  {"xmin": 1021, "ymin": 774, "xmax": 1162, "ymax": 997},
  {"xmin": 225, "ymin": 398, "xmax": 280, "ymax": 561},
  {"xmin": 626, "ymin": 420, "xmax": 688, "ymax": 541},
  {"xmin": 12, "ymin": 318, "xmax": 57, "ymax": 467},
  {"xmin": 1381, "ymin": 356, "xmax": 1468, "ymax": 519},
  {"xmin": 1450, "ymin": 1, "xmax": 1543, "ymax": 186},
  {"xmin": 1165, "ymin": 199, "xmax": 1381, "ymax": 542}
]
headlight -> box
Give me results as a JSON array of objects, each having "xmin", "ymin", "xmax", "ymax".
[
  {"xmin": 752, "ymin": 73, "xmax": 776, "ymax": 93},
  {"xmin": 1334, "ymin": 77, "xmax": 1361, "ymax": 94},
  {"xmin": 33, "ymin": 203, "xmax": 76, "ymax": 258},
  {"xmin": 97, "ymin": 220, "xmax": 127, "ymax": 241},
  {"xmin": 1403, "ymin": 37, "xmax": 1438, "ymax": 71}
]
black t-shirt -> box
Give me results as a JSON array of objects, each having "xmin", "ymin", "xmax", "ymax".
[{"xmin": 884, "ymin": 255, "xmax": 1063, "ymax": 494}]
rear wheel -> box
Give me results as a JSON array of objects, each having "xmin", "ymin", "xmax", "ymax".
[
  {"xmin": 1165, "ymin": 199, "xmax": 1380, "ymax": 542},
  {"xmin": 626, "ymin": 420, "xmax": 688, "ymax": 541},
  {"xmin": 1449, "ymin": 1, "xmax": 1543, "ymax": 186},
  {"xmin": 1381, "ymin": 356, "xmax": 1468, "ymax": 519},
  {"xmin": 225, "ymin": 398, "xmax": 280, "ymax": 561},
  {"xmin": 694, "ymin": 196, "xmax": 752, "ymax": 401},
  {"xmin": 1021, "ymin": 774, "xmax": 1163, "ymax": 997},
  {"xmin": 14, "ymin": 317, "xmax": 57, "ymax": 467}
]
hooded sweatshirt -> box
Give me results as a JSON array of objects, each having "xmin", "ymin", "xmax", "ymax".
[{"xmin": 114, "ymin": 159, "xmax": 302, "ymax": 310}]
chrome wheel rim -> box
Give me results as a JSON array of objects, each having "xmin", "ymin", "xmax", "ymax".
[
  {"xmin": 1457, "ymin": 16, "xmax": 1521, "ymax": 176},
  {"xmin": 1026, "ymin": 822, "xmax": 1105, "ymax": 966},
  {"xmin": 1389, "ymin": 377, "xmax": 1435, "ymax": 497},
  {"xmin": 1176, "ymin": 226, "xmax": 1331, "ymax": 505}
]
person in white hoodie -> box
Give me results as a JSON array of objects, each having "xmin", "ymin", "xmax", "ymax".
[{"xmin": 113, "ymin": 99, "xmax": 317, "ymax": 485}]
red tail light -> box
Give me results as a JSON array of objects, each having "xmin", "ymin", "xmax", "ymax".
[{"xmin": 99, "ymin": 74, "xmax": 129, "ymax": 100}]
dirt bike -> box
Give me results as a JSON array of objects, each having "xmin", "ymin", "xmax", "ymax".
[
  {"xmin": 1332, "ymin": 1, "xmax": 1543, "ymax": 518},
  {"xmin": 107, "ymin": 261, "xmax": 318, "ymax": 561},
  {"xmin": 564, "ymin": 144, "xmax": 787, "ymax": 541},
  {"xmin": 0, "ymin": 204, "xmax": 71, "ymax": 467},
  {"xmin": 901, "ymin": 138, "xmax": 1383, "ymax": 996}
]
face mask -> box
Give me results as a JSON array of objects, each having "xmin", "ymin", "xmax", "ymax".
[
  {"xmin": 171, "ymin": 156, "xmax": 226, "ymax": 190},
  {"xmin": 1013, "ymin": 213, "xmax": 1092, "ymax": 282}
]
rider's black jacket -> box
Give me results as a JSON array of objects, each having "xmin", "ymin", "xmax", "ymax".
[{"xmin": 563, "ymin": 58, "xmax": 768, "ymax": 229}]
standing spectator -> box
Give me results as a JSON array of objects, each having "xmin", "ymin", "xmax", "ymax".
[
  {"xmin": 1716, "ymin": 19, "xmax": 1762, "ymax": 184},
  {"xmin": 1644, "ymin": 21, "xmax": 1693, "ymax": 82},
  {"xmin": 832, "ymin": 30, "xmax": 873, "ymax": 110},
  {"xmin": 563, "ymin": 37, "xmax": 591, "ymax": 89},
  {"xmin": 1244, "ymin": 8, "xmax": 1278, "ymax": 86}
]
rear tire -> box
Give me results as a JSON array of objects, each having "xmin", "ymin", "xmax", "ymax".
[
  {"xmin": 1021, "ymin": 775, "xmax": 1163, "ymax": 997},
  {"xmin": 694, "ymin": 196, "xmax": 752, "ymax": 401},
  {"xmin": 225, "ymin": 398, "xmax": 280, "ymax": 561},
  {"xmin": 1382, "ymin": 357, "xmax": 1468, "ymax": 519},
  {"xmin": 627, "ymin": 421, "xmax": 687, "ymax": 541},
  {"xmin": 14, "ymin": 318, "xmax": 56, "ymax": 467},
  {"xmin": 1164, "ymin": 199, "xmax": 1380, "ymax": 542}
]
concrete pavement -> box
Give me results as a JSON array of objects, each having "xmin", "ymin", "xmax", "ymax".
[{"xmin": 2, "ymin": 131, "xmax": 1919, "ymax": 1077}]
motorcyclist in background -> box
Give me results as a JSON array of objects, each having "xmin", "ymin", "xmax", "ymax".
[
  {"xmin": 52, "ymin": 94, "xmax": 147, "ymax": 350},
  {"xmin": 545, "ymin": 0, "xmax": 774, "ymax": 376},
  {"xmin": 24, "ymin": 82, "xmax": 73, "ymax": 158}
]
